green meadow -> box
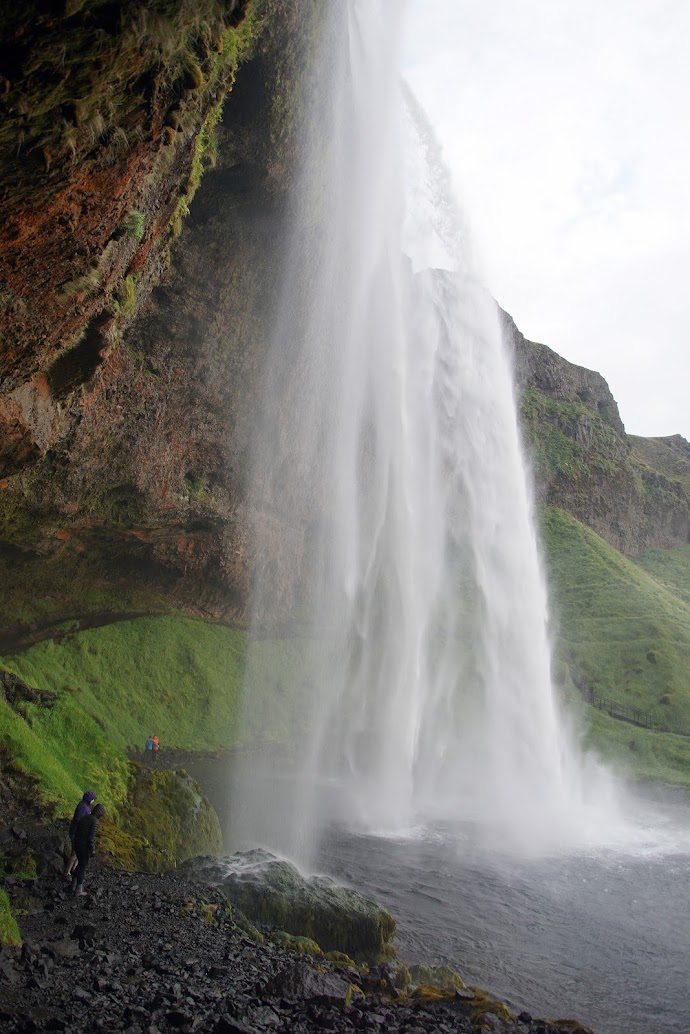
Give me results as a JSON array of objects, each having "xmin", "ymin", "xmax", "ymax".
[{"xmin": 0, "ymin": 616, "xmax": 311, "ymax": 816}]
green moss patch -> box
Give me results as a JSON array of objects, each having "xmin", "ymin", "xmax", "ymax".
[
  {"xmin": 97, "ymin": 816, "xmax": 164, "ymax": 873},
  {"xmin": 0, "ymin": 688, "xmax": 129, "ymax": 816},
  {"xmin": 0, "ymin": 613, "xmax": 312, "ymax": 824},
  {"xmin": 270, "ymin": 930, "xmax": 323, "ymax": 956},
  {"xmin": 408, "ymin": 963, "xmax": 468, "ymax": 993},
  {"xmin": 0, "ymin": 887, "xmax": 21, "ymax": 948},
  {"xmin": 1, "ymin": 616, "xmax": 246, "ymax": 755},
  {"xmin": 121, "ymin": 765, "xmax": 223, "ymax": 867}
]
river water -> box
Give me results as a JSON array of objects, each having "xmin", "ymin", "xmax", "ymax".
[{"xmin": 187, "ymin": 758, "xmax": 690, "ymax": 1034}]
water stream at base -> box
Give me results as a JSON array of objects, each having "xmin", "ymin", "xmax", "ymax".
[{"xmin": 190, "ymin": 757, "xmax": 690, "ymax": 1034}]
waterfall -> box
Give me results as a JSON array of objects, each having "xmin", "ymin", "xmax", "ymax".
[{"xmin": 230, "ymin": 0, "xmax": 614, "ymax": 861}]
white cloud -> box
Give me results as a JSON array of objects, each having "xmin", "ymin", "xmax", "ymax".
[{"xmin": 403, "ymin": 0, "xmax": 690, "ymax": 439}]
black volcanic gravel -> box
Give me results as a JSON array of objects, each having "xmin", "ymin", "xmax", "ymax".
[{"xmin": 0, "ymin": 864, "xmax": 589, "ymax": 1034}]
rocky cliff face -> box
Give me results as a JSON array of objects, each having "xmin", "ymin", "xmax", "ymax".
[
  {"xmin": 504, "ymin": 312, "xmax": 690, "ymax": 555},
  {"xmin": 0, "ymin": 0, "xmax": 319, "ymax": 639},
  {"xmin": 0, "ymin": 0, "xmax": 258, "ymax": 458}
]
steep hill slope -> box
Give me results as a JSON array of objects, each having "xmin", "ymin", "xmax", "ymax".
[
  {"xmin": 542, "ymin": 506, "xmax": 690, "ymax": 784},
  {"xmin": 634, "ymin": 544, "xmax": 690, "ymax": 608},
  {"xmin": 0, "ymin": 615, "xmax": 309, "ymax": 813}
]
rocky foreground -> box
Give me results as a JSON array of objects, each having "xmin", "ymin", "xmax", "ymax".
[{"xmin": 0, "ymin": 863, "xmax": 593, "ymax": 1034}]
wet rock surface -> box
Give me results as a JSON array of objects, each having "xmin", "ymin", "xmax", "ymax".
[
  {"xmin": 0, "ymin": 864, "xmax": 593, "ymax": 1034},
  {"xmin": 188, "ymin": 849, "xmax": 396, "ymax": 963}
]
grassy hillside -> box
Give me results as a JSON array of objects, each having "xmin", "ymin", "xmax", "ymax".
[
  {"xmin": 582, "ymin": 707, "xmax": 690, "ymax": 789},
  {"xmin": 540, "ymin": 506, "xmax": 690, "ymax": 783},
  {"xmin": 634, "ymin": 544, "xmax": 690, "ymax": 608},
  {"xmin": 0, "ymin": 616, "xmax": 310, "ymax": 815}
]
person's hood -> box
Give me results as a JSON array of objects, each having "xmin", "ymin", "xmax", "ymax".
[{"xmin": 82, "ymin": 791, "xmax": 97, "ymax": 803}]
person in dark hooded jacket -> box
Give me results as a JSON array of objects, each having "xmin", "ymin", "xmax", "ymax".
[
  {"xmin": 72, "ymin": 803, "xmax": 105, "ymax": 896},
  {"xmin": 65, "ymin": 790, "xmax": 96, "ymax": 878}
]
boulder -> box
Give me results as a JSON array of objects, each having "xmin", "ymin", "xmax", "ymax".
[
  {"xmin": 191, "ymin": 849, "xmax": 396, "ymax": 962},
  {"xmin": 407, "ymin": 962, "xmax": 468, "ymax": 993},
  {"xmin": 265, "ymin": 959, "xmax": 351, "ymax": 1004},
  {"xmin": 116, "ymin": 766, "xmax": 223, "ymax": 871}
]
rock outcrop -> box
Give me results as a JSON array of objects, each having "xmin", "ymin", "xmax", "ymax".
[
  {"xmin": 188, "ymin": 849, "xmax": 397, "ymax": 963},
  {"xmin": 503, "ymin": 311, "xmax": 690, "ymax": 555},
  {"xmin": 119, "ymin": 766, "xmax": 223, "ymax": 869},
  {"xmin": 0, "ymin": 0, "xmax": 320, "ymax": 637}
]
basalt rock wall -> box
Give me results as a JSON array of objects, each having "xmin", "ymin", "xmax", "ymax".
[{"xmin": 0, "ymin": 0, "xmax": 320, "ymax": 638}]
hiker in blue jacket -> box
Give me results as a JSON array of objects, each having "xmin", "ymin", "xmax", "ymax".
[{"xmin": 65, "ymin": 791, "xmax": 96, "ymax": 879}]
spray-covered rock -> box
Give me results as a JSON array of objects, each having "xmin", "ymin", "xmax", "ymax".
[{"xmin": 188, "ymin": 848, "xmax": 396, "ymax": 962}]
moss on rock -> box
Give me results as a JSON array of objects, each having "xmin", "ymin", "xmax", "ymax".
[
  {"xmin": 98, "ymin": 816, "xmax": 168, "ymax": 873},
  {"xmin": 407, "ymin": 962, "xmax": 468, "ymax": 993},
  {"xmin": 118, "ymin": 765, "xmax": 222, "ymax": 870},
  {"xmin": 270, "ymin": 930, "xmax": 323, "ymax": 956},
  {"xmin": 195, "ymin": 849, "xmax": 396, "ymax": 963}
]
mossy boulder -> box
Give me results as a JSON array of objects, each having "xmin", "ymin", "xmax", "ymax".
[
  {"xmin": 192, "ymin": 849, "xmax": 396, "ymax": 962},
  {"xmin": 407, "ymin": 962, "xmax": 468, "ymax": 993},
  {"xmin": 117, "ymin": 765, "xmax": 222, "ymax": 871},
  {"xmin": 98, "ymin": 817, "xmax": 167, "ymax": 874},
  {"xmin": 270, "ymin": 930, "xmax": 322, "ymax": 956}
]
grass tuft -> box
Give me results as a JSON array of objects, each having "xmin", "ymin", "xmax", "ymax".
[
  {"xmin": 113, "ymin": 274, "xmax": 137, "ymax": 316},
  {"xmin": 0, "ymin": 888, "xmax": 21, "ymax": 947},
  {"xmin": 121, "ymin": 211, "xmax": 145, "ymax": 241}
]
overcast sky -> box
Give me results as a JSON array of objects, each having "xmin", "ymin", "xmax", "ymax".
[{"xmin": 403, "ymin": 0, "xmax": 690, "ymax": 441}]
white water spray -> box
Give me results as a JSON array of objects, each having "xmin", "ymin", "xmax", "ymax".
[{"xmin": 231, "ymin": 0, "xmax": 618, "ymax": 861}]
